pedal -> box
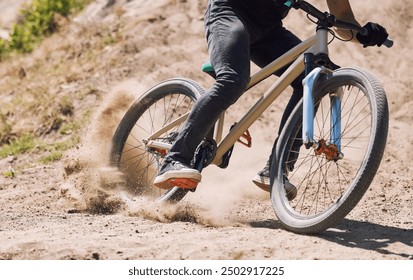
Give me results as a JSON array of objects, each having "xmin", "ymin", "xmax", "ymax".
[{"xmin": 237, "ymin": 129, "xmax": 252, "ymax": 148}]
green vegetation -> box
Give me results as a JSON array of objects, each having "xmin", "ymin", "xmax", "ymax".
[
  {"xmin": 37, "ymin": 134, "xmax": 81, "ymax": 164},
  {"xmin": 2, "ymin": 170, "xmax": 15, "ymax": 178},
  {"xmin": 0, "ymin": 0, "xmax": 96, "ymax": 170},
  {"xmin": 0, "ymin": 107, "xmax": 87, "ymax": 157},
  {"xmin": 0, "ymin": 133, "xmax": 80, "ymax": 164},
  {"xmin": 0, "ymin": 38, "xmax": 9, "ymax": 59},
  {"xmin": 39, "ymin": 151, "xmax": 63, "ymax": 164},
  {"xmin": 0, "ymin": 113, "xmax": 13, "ymax": 144},
  {"xmin": 0, "ymin": 134, "xmax": 36, "ymax": 158},
  {"xmin": 0, "ymin": 0, "xmax": 87, "ymax": 57}
]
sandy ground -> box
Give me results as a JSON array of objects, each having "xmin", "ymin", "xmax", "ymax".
[
  {"xmin": 0, "ymin": 0, "xmax": 29, "ymax": 38},
  {"xmin": 0, "ymin": 0, "xmax": 412, "ymax": 260}
]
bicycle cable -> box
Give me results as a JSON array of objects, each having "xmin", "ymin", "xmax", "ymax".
[{"xmin": 305, "ymin": 13, "xmax": 354, "ymax": 45}]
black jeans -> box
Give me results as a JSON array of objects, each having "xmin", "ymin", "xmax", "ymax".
[{"xmin": 166, "ymin": 0, "xmax": 304, "ymax": 166}]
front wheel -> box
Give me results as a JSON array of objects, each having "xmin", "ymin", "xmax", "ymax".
[
  {"xmin": 110, "ymin": 78, "xmax": 204, "ymax": 202},
  {"xmin": 271, "ymin": 67, "xmax": 389, "ymax": 234}
]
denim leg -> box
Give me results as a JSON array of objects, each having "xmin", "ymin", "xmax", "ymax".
[{"xmin": 166, "ymin": 6, "xmax": 251, "ymax": 166}]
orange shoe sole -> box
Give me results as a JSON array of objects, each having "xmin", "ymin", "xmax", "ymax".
[{"xmin": 155, "ymin": 178, "xmax": 200, "ymax": 190}]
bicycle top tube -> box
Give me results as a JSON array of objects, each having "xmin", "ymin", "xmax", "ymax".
[{"xmin": 289, "ymin": 0, "xmax": 393, "ymax": 48}]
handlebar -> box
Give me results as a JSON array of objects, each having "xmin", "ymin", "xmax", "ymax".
[
  {"xmin": 336, "ymin": 20, "xmax": 394, "ymax": 48},
  {"xmin": 285, "ymin": 0, "xmax": 394, "ymax": 48}
]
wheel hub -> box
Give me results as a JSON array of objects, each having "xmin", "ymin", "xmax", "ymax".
[{"xmin": 314, "ymin": 139, "xmax": 340, "ymax": 161}]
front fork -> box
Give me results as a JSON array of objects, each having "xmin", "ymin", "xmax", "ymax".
[{"xmin": 302, "ymin": 53, "xmax": 343, "ymax": 160}]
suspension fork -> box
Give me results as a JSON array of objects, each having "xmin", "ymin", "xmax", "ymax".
[
  {"xmin": 302, "ymin": 54, "xmax": 343, "ymax": 158},
  {"xmin": 329, "ymin": 87, "xmax": 343, "ymax": 152}
]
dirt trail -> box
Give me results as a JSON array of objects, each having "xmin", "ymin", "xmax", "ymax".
[{"xmin": 0, "ymin": 0, "xmax": 412, "ymax": 260}]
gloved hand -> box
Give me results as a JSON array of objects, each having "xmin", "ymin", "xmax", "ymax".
[{"xmin": 356, "ymin": 22, "xmax": 388, "ymax": 47}]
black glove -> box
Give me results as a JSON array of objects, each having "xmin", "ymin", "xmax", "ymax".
[{"xmin": 356, "ymin": 22, "xmax": 388, "ymax": 48}]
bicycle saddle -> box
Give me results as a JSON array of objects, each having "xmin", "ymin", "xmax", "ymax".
[{"xmin": 201, "ymin": 61, "xmax": 216, "ymax": 79}]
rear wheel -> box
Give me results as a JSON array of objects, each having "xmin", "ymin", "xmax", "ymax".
[
  {"xmin": 110, "ymin": 78, "xmax": 204, "ymax": 202},
  {"xmin": 271, "ymin": 67, "xmax": 389, "ymax": 234}
]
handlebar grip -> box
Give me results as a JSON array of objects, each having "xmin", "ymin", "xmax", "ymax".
[
  {"xmin": 383, "ymin": 38, "xmax": 394, "ymax": 48},
  {"xmin": 360, "ymin": 27, "xmax": 394, "ymax": 48}
]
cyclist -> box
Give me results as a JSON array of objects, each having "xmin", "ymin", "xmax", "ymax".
[{"xmin": 154, "ymin": 0, "xmax": 388, "ymax": 190}]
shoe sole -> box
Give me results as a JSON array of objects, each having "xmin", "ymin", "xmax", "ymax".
[
  {"xmin": 252, "ymin": 178, "xmax": 270, "ymax": 192},
  {"xmin": 154, "ymin": 171, "xmax": 201, "ymax": 190},
  {"xmin": 155, "ymin": 178, "xmax": 200, "ymax": 190},
  {"xmin": 252, "ymin": 177, "xmax": 297, "ymax": 201}
]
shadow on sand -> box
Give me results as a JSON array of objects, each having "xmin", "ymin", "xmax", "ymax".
[
  {"xmin": 320, "ymin": 219, "xmax": 412, "ymax": 259},
  {"xmin": 250, "ymin": 218, "xmax": 413, "ymax": 259}
]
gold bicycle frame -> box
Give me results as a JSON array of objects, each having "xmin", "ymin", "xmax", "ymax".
[{"xmin": 148, "ymin": 29, "xmax": 330, "ymax": 167}]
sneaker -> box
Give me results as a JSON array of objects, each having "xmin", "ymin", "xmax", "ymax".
[
  {"xmin": 154, "ymin": 160, "xmax": 202, "ymax": 190},
  {"xmin": 252, "ymin": 164, "xmax": 297, "ymax": 201},
  {"xmin": 252, "ymin": 164, "xmax": 271, "ymax": 192}
]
